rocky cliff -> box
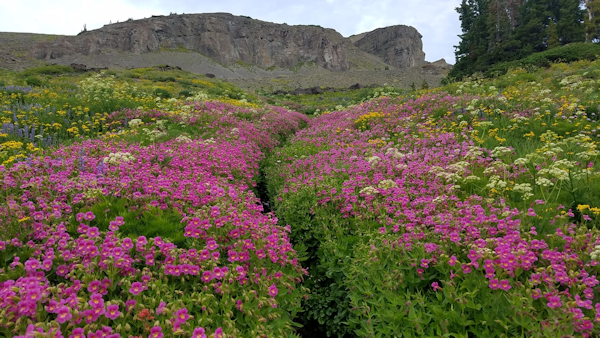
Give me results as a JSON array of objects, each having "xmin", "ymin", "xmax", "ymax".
[
  {"xmin": 29, "ymin": 13, "xmax": 430, "ymax": 72},
  {"xmin": 30, "ymin": 13, "xmax": 354, "ymax": 71},
  {"xmin": 351, "ymin": 25, "xmax": 426, "ymax": 68}
]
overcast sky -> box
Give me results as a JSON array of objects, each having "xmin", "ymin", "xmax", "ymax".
[{"xmin": 0, "ymin": 0, "xmax": 461, "ymax": 64}]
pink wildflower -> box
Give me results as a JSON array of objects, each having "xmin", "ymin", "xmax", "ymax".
[
  {"xmin": 268, "ymin": 283, "xmax": 278, "ymax": 297},
  {"xmin": 129, "ymin": 282, "xmax": 143, "ymax": 295},
  {"xmin": 105, "ymin": 304, "xmax": 120, "ymax": 320}
]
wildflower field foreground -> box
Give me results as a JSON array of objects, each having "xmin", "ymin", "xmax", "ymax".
[
  {"xmin": 0, "ymin": 69, "xmax": 310, "ymax": 338},
  {"xmin": 3, "ymin": 60, "xmax": 600, "ymax": 337},
  {"xmin": 265, "ymin": 62, "xmax": 600, "ymax": 337}
]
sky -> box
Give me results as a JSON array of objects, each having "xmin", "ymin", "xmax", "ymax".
[{"xmin": 0, "ymin": 0, "xmax": 462, "ymax": 64}]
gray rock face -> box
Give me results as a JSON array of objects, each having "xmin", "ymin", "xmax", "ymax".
[
  {"xmin": 352, "ymin": 25, "xmax": 426, "ymax": 68},
  {"xmin": 30, "ymin": 13, "xmax": 351, "ymax": 71}
]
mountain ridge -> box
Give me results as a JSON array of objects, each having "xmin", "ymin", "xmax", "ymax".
[
  {"xmin": 0, "ymin": 13, "xmax": 452, "ymax": 91},
  {"xmin": 29, "ymin": 13, "xmax": 432, "ymax": 72}
]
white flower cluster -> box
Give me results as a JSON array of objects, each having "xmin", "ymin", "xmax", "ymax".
[
  {"xmin": 188, "ymin": 91, "xmax": 210, "ymax": 102},
  {"xmin": 367, "ymin": 156, "xmax": 381, "ymax": 166},
  {"xmin": 538, "ymin": 167, "xmax": 569, "ymax": 181},
  {"xmin": 513, "ymin": 183, "xmax": 534, "ymax": 200},
  {"xmin": 128, "ymin": 119, "xmax": 143, "ymax": 128},
  {"xmin": 103, "ymin": 152, "xmax": 136, "ymax": 165},
  {"xmin": 377, "ymin": 179, "xmax": 398, "ymax": 189},
  {"xmin": 142, "ymin": 128, "xmax": 167, "ymax": 142},
  {"xmin": 385, "ymin": 147, "xmax": 406, "ymax": 159},
  {"xmin": 486, "ymin": 175, "xmax": 507, "ymax": 190},
  {"xmin": 514, "ymin": 157, "xmax": 529, "ymax": 165},
  {"xmin": 359, "ymin": 186, "xmax": 379, "ymax": 196},
  {"xmin": 432, "ymin": 195, "xmax": 447, "ymax": 204},
  {"xmin": 534, "ymin": 158, "xmax": 578, "ymax": 183},
  {"xmin": 540, "ymin": 130, "xmax": 559, "ymax": 142},
  {"xmin": 491, "ymin": 146, "xmax": 513, "ymax": 157},
  {"xmin": 510, "ymin": 115, "xmax": 529, "ymax": 124},
  {"xmin": 175, "ymin": 135, "xmax": 193, "ymax": 143},
  {"xmin": 80, "ymin": 73, "xmax": 117, "ymax": 102},
  {"xmin": 80, "ymin": 72, "xmax": 145, "ymax": 102},
  {"xmin": 535, "ymin": 177, "xmax": 554, "ymax": 187},
  {"xmin": 464, "ymin": 146, "xmax": 485, "ymax": 160},
  {"xmin": 577, "ymin": 149, "xmax": 600, "ymax": 160},
  {"xmin": 466, "ymin": 98, "xmax": 480, "ymax": 115},
  {"xmin": 590, "ymin": 244, "xmax": 600, "ymax": 261},
  {"xmin": 156, "ymin": 120, "xmax": 168, "ymax": 129},
  {"xmin": 156, "ymin": 98, "xmax": 179, "ymax": 110},
  {"xmin": 364, "ymin": 86, "xmax": 401, "ymax": 101},
  {"xmin": 483, "ymin": 161, "xmax": 510, "ymax": 175},
  {"xmin": 83, "ymin": 188, "xmax": 103, "ymax": 199},
  {"xmin": 559, "ymin": 75, "xmax": 583, "ymax": 87},
  {"xmin": 447, "ymin": 161, "xmax": 470, "ymax": 175}
]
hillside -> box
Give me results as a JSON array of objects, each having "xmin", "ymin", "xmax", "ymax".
[
  {"xmin": 0, "ymin": 13, "xmax": 451, "ymax": 91},
  {"xmin": 0, "ymin": 32, "xmax": 59, "ymax": 70}
]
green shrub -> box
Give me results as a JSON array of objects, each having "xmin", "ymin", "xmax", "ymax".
[
  {"xmin": 178, "ymin": 89, "xmax": 194, "ymax": 97},
  {"xmin": 153, "ymin": 88, "xmax": 172, "ymax": 99},
  {"xmin": 25, "ymin": 76, "xmax": 43, "ymax": 87},
  {"xmin": 483, "ymin": 43, "xmax": 600, "ymax": 79},
  {"xmin": 20, "ymin": 64, "xmax": 75, "ymax": 77},
  {"xmin": 448, "ymin": 43, "xmax": 600, "ymax": 81}
]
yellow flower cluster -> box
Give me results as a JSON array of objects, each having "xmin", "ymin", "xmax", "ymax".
[{"xmin": 355, "ymin": 111, "xmax": 388, "ymax": 131}]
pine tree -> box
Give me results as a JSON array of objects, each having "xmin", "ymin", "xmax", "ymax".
[
  {"xmin": 547, "ymin": 20, "xmax": 561, "ymax": 47},
  {"xmin": 556, "ymin": 0, "xmax": 585, "ymax": 44},
  {"xmin": 450, "ymin": 0, "xmax": 589, "ymax": 80},
  {"xmin": 583, "ymin": 0, "xmax": 600, "ymax": 42},
  {"xmin": 515, "ymin": 0, "xmax": 556, "ymax": 54},
  {"xmin": 453, "ymin": 0, "xmax": 491, "ymax": 75},
  {"xmin": 487, "ymin": 0, "xmax": 513, "ymax": 48}
]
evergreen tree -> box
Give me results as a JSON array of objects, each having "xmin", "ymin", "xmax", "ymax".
[
  {"xmin": 515, "ymin": 0, "xmax": 556, "ymax": 54},
  {"xmin": 547, "ymin": 20, "xmax": 561, "ymax": 48},
  {"xmin": 556, "ymin": 0, "xmax": 585, "ymax": 43},
  {"xmin": 583, "ymin": 0, "xmax": 600, "ymax": 42},
  {"xmin": 453, "ymin": 0, "xmax": 491, "ymax": 75},
  {"xmin": 449, "ymin": 0, "xmax": 591, "ymax": 80}
]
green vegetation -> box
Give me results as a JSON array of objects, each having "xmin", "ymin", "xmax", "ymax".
[
  {"xmin": 264, "ymin": 58, "xmax": 600, "ymax": 337},
  {"xmin": 260, "ymin": 85, "xmax": 406, "ymax": 114},
  {"xmin": 450, "ymin": 0, "xmax": 600, "ymax": 81}
]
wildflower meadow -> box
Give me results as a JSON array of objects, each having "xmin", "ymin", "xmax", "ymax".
[{"xmin": 2, "ymin": 60, "xmax": 600, "ymax": 337}]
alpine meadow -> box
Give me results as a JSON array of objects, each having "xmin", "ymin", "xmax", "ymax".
[{"xmin": 2, "ymin": 1, "xmax": 600, "ymax": 337}]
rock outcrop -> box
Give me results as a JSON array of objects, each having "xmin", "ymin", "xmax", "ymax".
[
  {"xmin": 30, "ymin": 13, "xmax": 352, "ymax": 71},
  {"xmin": 351, "ymin": 25, "xmax": 426, "ymax": 68}
]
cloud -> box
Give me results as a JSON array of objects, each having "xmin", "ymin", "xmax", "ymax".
[{"xmin": 0, "ymin": 0, "xmax": 461, "ymax": 63}]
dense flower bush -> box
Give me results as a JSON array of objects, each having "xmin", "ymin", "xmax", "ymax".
[
  {"xmin": 0, "ymin": 98, "xmax": 309, "ymax": 337},
  {"xmin": 267, "ymin": 87, "xmax": 600, "ymax": 336}
]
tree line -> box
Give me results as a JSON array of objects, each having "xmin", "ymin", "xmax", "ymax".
[{"xmin": 449, "ymin": 0, "xmax": 600, "ymax": 80}]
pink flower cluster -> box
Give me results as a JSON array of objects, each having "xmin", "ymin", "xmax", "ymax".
[
  {"xmin": 0, "ymin": 103, "xmax": 308, "ymax": 336},
  {"xmin": 274, "ymin": 93, "xmax": 600, "ymax": 335}
]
